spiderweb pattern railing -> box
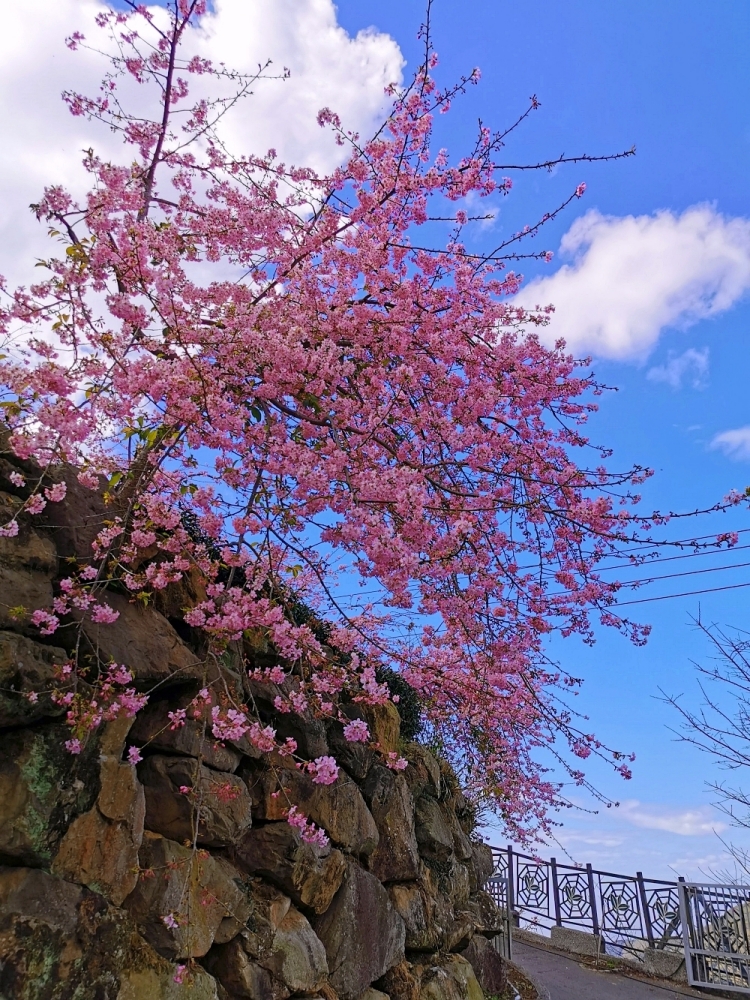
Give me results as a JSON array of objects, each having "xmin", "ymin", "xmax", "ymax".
[{"xmin": 486, "ymin": 845, "xmax": 682, "ymax": 959}]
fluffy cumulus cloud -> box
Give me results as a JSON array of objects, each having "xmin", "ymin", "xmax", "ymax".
[
  {"xmin": 515, "ymin": 206, "xmax": 750, "ymax": 360},
  {"xmin": 711, "ymin": 426, "xmax": 750, "ymax": 462},
  {"xmin": 0, "ymin": 0, "xmax": 404, "ymax": 289},
  {"xmin": 647, "ymin": 347, "xmax": 709, "ymax": 389}
]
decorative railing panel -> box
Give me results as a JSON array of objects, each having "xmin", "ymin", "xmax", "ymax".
[
  {"xmin": 681, "ymin": 881, "xmax": 750, "ymax": 992},
  {"xmin": 489, "ymin": 845, "xmax": 683, "ymax": 958},
  {"xmin": 487, "ymin": 845, "xmax": 750, "ymax": 993}
]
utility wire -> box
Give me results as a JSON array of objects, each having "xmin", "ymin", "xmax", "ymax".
[
  {"xmin": 586, "ymin": 542, "xmax": 750, "ymax": 573},
  {"xmin": 614, "ymin": 580, "xmax": 750, "ymax": 608},
  {"xmin": 599, "ymin": 559, "xmax": 750, "ymax": 589},
  {"xmin": 335, "ymin": 555, "xmax": 750, "ymax": 602}
]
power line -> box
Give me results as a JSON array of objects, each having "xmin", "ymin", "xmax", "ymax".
[
  {"xmin": 615, "ymin": 559, "xmax": 750, "ymax": 589},
  {"xmin": 514, "ymin": 529, "xmax": 750, "ymax": 574},
  {"xmin": 337, "ymin": 556, "xmax": 750, "ymax": 603},
  {"xmin": 605, "ymin": 527, "xmax": 750, "ymax": 556},
  {"xmin": 614, "ymin": 580, "xmax": 750, "ymax": 608},
  {"xmin": 592, "ymin": 542, "xmax": 750, "ymax": 573}
]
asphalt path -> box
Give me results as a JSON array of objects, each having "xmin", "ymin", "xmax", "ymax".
[{"xmin": 511, "ymin": 940, "xmax": 710, "ymax": 1000}]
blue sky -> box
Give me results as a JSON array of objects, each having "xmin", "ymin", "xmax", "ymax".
[{"xmin": 2, "ymin": 0, "xmax": 750, "ymax": 880}]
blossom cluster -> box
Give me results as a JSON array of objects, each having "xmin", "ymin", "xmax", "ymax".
[{"xmin": 0, "ymin": 0, "xmax": 663, "ymax": 841}]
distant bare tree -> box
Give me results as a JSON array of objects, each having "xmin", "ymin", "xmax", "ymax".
[{"xmin": 664, "ymin": 616, "xmax": 750, "ymax": 881}]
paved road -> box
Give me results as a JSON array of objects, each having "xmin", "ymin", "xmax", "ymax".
[{"xmin": 511, "ymin": 940, "xmax": 707, "ymax": 1000}]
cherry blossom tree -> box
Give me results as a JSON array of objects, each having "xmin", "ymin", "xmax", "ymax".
[{"xmin": 0, "ymin": 0, "xmax": 653, "ymax": 841}]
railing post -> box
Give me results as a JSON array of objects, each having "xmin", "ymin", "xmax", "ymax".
[
  {"xmin": 677, "ymin": 878, "xmax": 695, "ymax": 987},
  {"xmin": 636, "ymin": 872, "xmax": 655, "ymax": 948},
  {"xmin": 507, "ymin": 845, "xmax": 515, "ymax": 916},
  {"xmin": 550, "ymin": 857, "xmax": 562, "ymax": 926},
  {"xmin": 586, "ymin": 862, "xmax": 600, "ymax": 937}
]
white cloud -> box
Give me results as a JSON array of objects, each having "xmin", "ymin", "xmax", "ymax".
[
  {"xmin": 617, "ymin": 799, "xmax": 726, "ymax": 837},
  {"xmin": 711, "ymin": 426, "xmax": 750, "ymax": 462},
  {"xmin": 515, "ymin": 206, "xmax": 750, "ymax": 360},
  {"xmin": 647, "ymin": 347, "xmax": 709, "ymax": 388},
  {"xmin": 193, "ymin": 0, "xmax": 404, "ymax": 173},
  {"xmin": 0, "ymin": 0, "xmax": 403, "ymax": 290}
]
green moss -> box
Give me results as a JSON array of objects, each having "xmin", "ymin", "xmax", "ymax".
[{"xmin": 19, "ymin": 732, "xmax": 58, "ymax": 802}]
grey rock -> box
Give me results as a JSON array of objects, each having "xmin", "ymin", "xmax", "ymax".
[
  {"xmin": 244, "ymin": 671, "xmax": 329, "ymax": 759},
  {"xmin": 0, "ymin": 723, "xmax": 100, "ymax": 865},
  {"xmin": 0, "ymin": 864, "xmax": 224, "ymax": 999},
  {"xmin": 447, "ymin": 811, "xmax": 473, "ymax": 863},
  {"xmin": 205, "ymin": 936, "xmax": 290, "ymax": 1000},
  {"xmin": 445, "ymin": 913, "xmax": 475, "ymax": 953},
  {"xmin": 327, "ymin": 715, "xmax": 376, "ymax": 782},
  {"xmin": 124, "ymin": 831, "xmax": 250, "ymax": 959},
  {"xmin": 235, "ymin": 821, "xmax": 346, "ymax": 915},
  {"xmin": 139, "ymin": 754, "xmax": 252, "ymax": 847},
  {"xmin": 359, "ymin": 991, "xmax": 391, "ymax": 1000},
  {"xmin": 460, "ymin": 934, "xmax": 507, "ymax": 994},
  {"xmin": 362, "ymin": 765, "xmax": 420, "ymax": 883},
  {"xmin": 388, "ymin": 881, "xmax": 446, "ymax": 952},
  {"xmin": 411, "ymin": 954, "xmax": 484, "ymax": 1000},
  {"xmin": 0, "ymin": 865, "xmax": 82, "ymax": 936},
  {"xmin": 75, "ymin": 592, "xmax": 202, "ymax": 685},
  {"xmin": 52, "ymin": 757, "xmax": 145, "ymax": 905},
  {"xmin": 414, "ymin": 796, "xmax": 454, "ymax": 862},
  {"xmin": 0, "ymin": 631, "xmax": 67, "ymax": 727},
  {"xmin": 129, "ymin": 694, "xmax": 241, "ymax": 772},
  {"xmin": 445, "ymin": 860, "xmax": 471, "ymax": 908},
  {"xmin": 465, "ymin": 889, "xmax": 505, "ymax": 937},
  {"xmin": 0, "ymin": 492, "xmax": 57, "ymax": 631},
  {"xmin": 245, "ymin": 757, "xmax": 379, "ymax": 857},
  {"xmin": 313, "ymin": 858, "xmax": 405, "ymax": 998},
  {"xmin": 42, "ymin": 466, "xmax": 108, "ymax": 560},
  {"xmin": 469, "ymin": 842, "xmax": 494, "ymax": 891},
  {"xmin": 403, "ymin": 745, "xmax": 442, "ymax": 800},
  {"xmin": 258, "ymin": 903, "xmax": 328, "ymax": 993},
  {"xmin": 206, "ymin": 881, "xmax": 327, "ymax": 998}
]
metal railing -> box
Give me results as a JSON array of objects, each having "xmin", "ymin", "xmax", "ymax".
[
  {"xmin": 681, "ymin": 880, "xmax": 750, "ymax": 992},
  {"xmin": 486, "ymin": 845, "xmax": 683, "ymax": 960},
  {"xmin": 486, "ymin": 875, "xmax": 513, "ymax": 961},
  {"xmin": 485, "ymin": 846, "xmax": 750, "ymax": 993}
]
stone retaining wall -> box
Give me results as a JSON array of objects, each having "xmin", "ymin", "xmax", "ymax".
[{"xmin": 0, "ymin": 451, "xmax": 507, "ymax": 1000}]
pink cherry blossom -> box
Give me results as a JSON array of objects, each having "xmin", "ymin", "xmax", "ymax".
[
  {"xmin": 287, "ymin": 805, "xmax": 329, "ymax": 847},
  {"xmin": 248, "ymin": 722, "xmax": 277, "ymax": 753},
  {"xmin": 385, "ymin": 752, "xmax": 408, "ymax": 772},
  {"xmin": 44, "ymin": 482, "xmax": 67, "ymax": 503},
  {"xmin": 30, "ymin": 610, "xmax": 60, "ymax": 635},
  {"xmin": 25, "ymin": 494, "xmax": 46, "ymax": 515},
  {"xmin": 307, "ymin": 756, "xmax": 339, "ymax": 785},
  {"xmin": 0, "ymin": 1, "xmax": 671, "ymax": 841},
  {"xmin": 343, "ymin": 719, "xmax": 369, "ymax": 744},
  {"xmin": 211, "ymin": 706, "xmax": 250, "ymax": 742},
  {"xmin": 90, "ymin": 603, "xmax": 120, "ymax": 624},
  {"xmin": 168, "ymin": 709, "xmax": 187, "ymax": 730}
]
